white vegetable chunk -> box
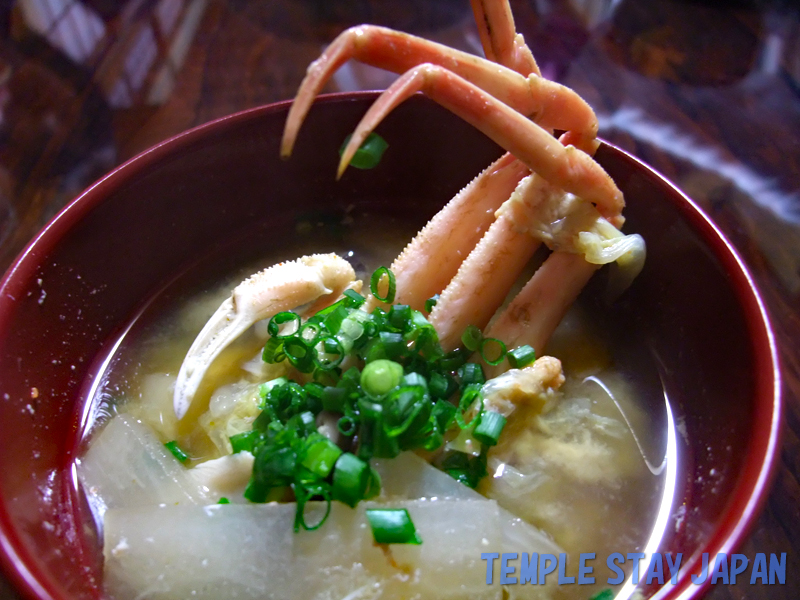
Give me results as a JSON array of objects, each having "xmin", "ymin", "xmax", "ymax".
[
  {"xmin": 373, "ymin": 452, "xmax": 563, "ymax": 556},
  {"xmin": 187, "ymin": 452, "xmax": 254, "ymax": 503},
  {"xmin": 104, "ymin": 504, "xmax": 295, "ymax": 600},
  {"xmin": 77, "ymin": 415, "xmax": 208, "ymax": 520},
  {"xmin": 103, "ymin": 500, "xmax": 504, "ymax": 600},
  {"xmin": 373, "ymin": 452, "xmax": 480, "ymax": 500}
]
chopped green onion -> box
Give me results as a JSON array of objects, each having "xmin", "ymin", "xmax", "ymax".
[
  {"xmin": 438, "ymin": 348, "xmax": 469, "ymax": 371},
  {"xmin": 267, "ymin": 311, "xmax": 300, "ymax": 339},
  {"xmin": 507, "ymin": 344, "xmax": 536, "ymax": 369},
  {"xmin": 370, "ymin": 267, "xmax": 396, "ymax": 303},
  {"xmin": 384, "ymin": 386, "xmax": 429, "ymax": 438},
  {"xmin": 230, "ymin": 430, "xmax": 259, "ymax": 454},
  {"xmin": 284, "ymin": 338, "xmax": 314, "ymax": 372},
  {"xmin": 337, "ymin": 415, "xmax": 357, "ymax": 436},
  {"xmin": 376, "ymin": 331, "xmax": 406, "ymax": 360},
  {"xmin": 298, "ymin": 322, "xmax": 320, "ymax": 343},
  {"xmin": 364, "ymin": 467, "xmax": 382, "ymax": 500},
  {"xmin": 343, "ymin": 288, "xmax": 366, "ymax": 307},
  {"xmin": 432, "ymin": 400, "xmax": 457, "ymax": 432},
  {"xmin": 321, "ymin": 386, "xmax": 346, "ymax": 412},
  {"xmin": 314, "ymin": 335, "xmax": 344, "ymax": 370},
  {"xmin": 473, "ymin": 411, "xmax": 507, "ymax": 446},
  {"xmin": 428, "ymin": 371, "xmax": 449, "ymax": 398},
  {"xmin": 366, "ymin": 508, "xmax": 421, "ymax": 545},
  {"xmin": 339, "ymin": 132, "xmax": 389, "ymax": 170},
  {"xmin": 301, "ymin": 433, "xmax": 343, "ymax": 478},
  {"xmin": 479, "ymin": 337, "xmax": 507, "ymax": 366},
  {"xmin": 313, "ymin": 368, "xmax": 341, "ymax": 387},
  {"xmin": 164, "ymin": 440, "xmax": 189, "ymax": 463},
  {"xmin": 360, "ymin": 359, "xmax": 403, "ymax": 397},
  {"xmin": 458, "ymin": 362, "xmax": 486, "ymax": 386},
  {"xmin": 402, "ymin": 372, "xmax": 427, "ymax": 389},
  {"xmin": 461, "ymin": 324, "xmax": 482, "ymax": 351},
  {"xmin": 388, "ymin": 304, "xmax": 411, "ymax": 330},
  {"xmin": 332, "ymin": 453, "xmax": 373, "ymax": 508},
  {"xmin": 424, "ymin": 294, "xmax": 439, "ymax": 313},
  {"xmin": 322, "ymin": 305, "xmax": 349, "ymax": 335},
  {"xmin": 294, "ymin": 482, "xmax": 332, "ymax": 531},
  {"xmin": 289, "ymin": 411, "xmax": 317, "ymax": 436},
  {"xmin": 262, "ymin": 337, "xmax": 285, "ymax": 363},
  {"xmin": 441, "ymin": 450, "xmax": 488, "ymax": 489},
  {"xmin": 455, "ymin": 383, "xmax": 483, "ymax": 429},
  {"xmin": 218, "ymin": 497, "xmax": 230, "ymax": 504},
  {"xmin": 237, "ymin": 280, "xmax": 518, "ymax": 529},
  {"xmin": 304, "ymin": 382, "xmax": 324, "ymax": 400}
]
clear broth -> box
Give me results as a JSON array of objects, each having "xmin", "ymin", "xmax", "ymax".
[{"xmin": 78, "ymin": 211, "xmax": 677, "ymax": 600}]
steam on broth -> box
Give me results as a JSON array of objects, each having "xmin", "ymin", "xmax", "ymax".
[{"xmin": 77, "ymin": 214, "xmax": 668, "ymax": 600}]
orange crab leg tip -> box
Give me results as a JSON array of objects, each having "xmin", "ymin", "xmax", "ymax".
[
  {"xmin": 470, "ymin": 0, "xmax": 540, "ymax": 77},
  {"xmin": 336, "ymin": 131, "xmax": 365, "ymax": 179}
]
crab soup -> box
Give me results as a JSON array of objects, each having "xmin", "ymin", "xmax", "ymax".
[{"xmin": 75, "ymin": 211, "xmax": 674, "ymax": 600}]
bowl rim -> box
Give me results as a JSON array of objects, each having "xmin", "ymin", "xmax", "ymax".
[
  {"xmin": 605, "ymin": 145, "xmax": 782, "ymax": 600},
  {"xmin": 0, "ymin": 91, "xmax": 782, "ymax": 600}
]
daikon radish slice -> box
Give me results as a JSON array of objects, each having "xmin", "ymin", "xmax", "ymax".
[
  {"xmin": 372, "ymin": 452, "xmax": 563, "ymax": 555},
  {"xmin": 78, "ymin": 415, "xmax": 207, "ymax": 519},
  {"xmin": 103, "ymin": 500, "xmax": 503, "ymax": 600}
]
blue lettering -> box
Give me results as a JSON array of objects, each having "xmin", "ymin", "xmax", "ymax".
[
  {"xmin": 730, "ymin": 554, "xmax": 748, "ymax": 584},
  {"xmin": 558, "ymin": 553, "xmax": 575, "ymax": 584},
  {"xmin": 769, "ymin": 553, "xmax": 786, "ymax": 584},
  {"xmin": 578, "ymin": 553, "xmax": 595, "ymax": 585},
  {"xmin": 482, "ymin": 553, "xmax": 499, "ymax": 584},
  {"xmin": 750, "ymin": 553, "xmax": 767, "ymax": 584},
  {"xmin": 645, "ymin": 553, "xmax": 664, "ymax": 585},
  {"xmin": 520, "ymin": 553, "xmax": 538, "ymax": 585},
  {"xmin": 539, "ymin": 554, "xmax": 557, "ymax": 585},
  {"xmin": 665, "ymin": 553, "xmax": 683, "ymax": 584},
  {"xmin": 501, "ymin": 553, "xmax": 518, "ymax": 585},
  {"xmin": 607, "ymin": 553, "xmax": 625, "ymax": 585},
  {"xmin": 627, "ymin": 552, "xmax": 645, "ymax": 584},
  {"xmin": 710, "ymin": 553, "xmax": 728, "ymax": 585},
  {"xmin": 692, "ymin": 553, "xmax": 709, "ymax": 584}
]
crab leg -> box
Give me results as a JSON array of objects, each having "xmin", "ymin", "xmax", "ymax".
[
  {"xmin": 430, "ymin": 210, "xmax": 541, "ymax": 350},
  {"xmin": 483, "ymin": 252, "xmax": 599, "ymax": 376},
  {"xmin": 280, "ymin": 26, "xmax": 597, "ymax": 159},
  {"xmin": 470, "ymin": 0, "xmax": 540, "ymax": 77},
  {"xmin": 365, "ymin": 152, "xmax": 529, "ymax": 312},
  {"xmin": 339, "ymin": 64, "xmax": 619, "ymax": 219},
  {"xmin": 427, "ymin": 172, "xmax": 579, "ymax": 350},
  {"xmin": 173, "ymin": 254, "xmax": 355, "ymax": 419}
]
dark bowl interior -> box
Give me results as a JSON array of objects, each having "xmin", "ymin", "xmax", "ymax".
[{"xmin": 0, "ymin": 93, "xmax": 780, "ymax": 600}]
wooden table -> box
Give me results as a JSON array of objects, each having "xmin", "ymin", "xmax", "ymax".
[{"xmin": 0, "ymin": 0, "xmax": 797, "ymax": 598}]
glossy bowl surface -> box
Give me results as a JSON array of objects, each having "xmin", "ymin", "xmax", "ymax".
[{"xmin": 0, "ymin": 92, "xmax": 781, "ymax": 600}]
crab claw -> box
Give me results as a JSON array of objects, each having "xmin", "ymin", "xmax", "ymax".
[{"xmin": 173, "ymin": 254, "xmax": 356, "ymax": 420}]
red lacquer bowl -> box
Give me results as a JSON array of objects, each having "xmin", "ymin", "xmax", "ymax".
[{"xmin": 0, "ymin": 93, "xmax": 781, "ymax": 600}]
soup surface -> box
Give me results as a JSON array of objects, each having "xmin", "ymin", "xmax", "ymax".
[{"xmin": 77, "ymin": 213, "xmax": 672, "ymax": 600}]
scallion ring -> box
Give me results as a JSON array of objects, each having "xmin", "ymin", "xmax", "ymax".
[
  {"xmin": 313, "ymin": 335, "xmax": 344, "ymax": 370},
  {"xmin": 337, "ymin": 416, "xmax": 357, "ymax": 436},
  {"xmin": 370, "ymin": 267, "xmax": 396, "ymax": 304},
  {"xmin": 298, "ymin": 322, "xmax": 321, "ymax": 343},
  {"xmin": 284, "ymin": 337, "xmax": 314, "ymax": 372},
  {"xmin": 267, "ymin": 311, "xmax": 300, "ymax": 339},
  {"xmin": 461, "ymin": 324, "xmax": 482, "ymax": 352},
  {"xmin": 479, "ymin": 337, "xmax": 507, "ymax": 366}
]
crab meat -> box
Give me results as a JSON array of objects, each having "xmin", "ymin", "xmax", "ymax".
[
  {"xmin": 481, "ymin": 356, "xmax": 565, "ymax": 417},
  {"xmin": 173, "ymin": 254, "xmax": 356, "ymax": 420}
]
